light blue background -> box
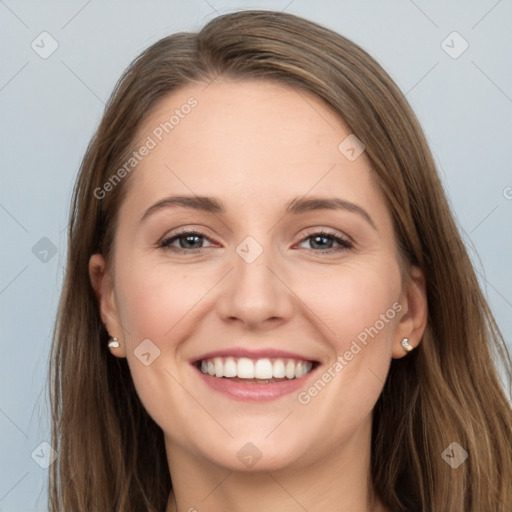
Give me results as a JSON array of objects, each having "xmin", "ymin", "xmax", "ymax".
[{"xmin": 1, "ymin": 0, "xmax": 511, "ymax": 509}]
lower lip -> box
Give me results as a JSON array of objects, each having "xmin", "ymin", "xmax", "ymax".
[{"xmin": 194, "ymin": 366, "xmax": 318, "ymax": 401}]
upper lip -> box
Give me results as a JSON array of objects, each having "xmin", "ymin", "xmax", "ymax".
[{"xmin": 191, "ymin": 347, "xmax": 319, "ymax": 364}]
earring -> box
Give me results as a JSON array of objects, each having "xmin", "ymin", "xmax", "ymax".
[
  {"xmin": 401, "ymin": 338, "xmax": 414, "ymax": 353},
  {"xmin": 107, "ymin": 337, "xmax": 120, "ymax": 350}
]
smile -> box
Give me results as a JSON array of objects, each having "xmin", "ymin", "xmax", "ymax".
[
  {"xmin": 198, "ymin": 356, "xmax": 315, "ymax": 382},
  {"xmin": 192, "ymin": 350, "xmax": 320, "ymax": 401}
]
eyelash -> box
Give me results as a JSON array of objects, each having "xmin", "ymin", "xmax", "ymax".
[{"xmin": 158, "ymin": 229, "xmax": 353, "ymax": 254}]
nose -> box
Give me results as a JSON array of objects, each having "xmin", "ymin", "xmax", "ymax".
[{"xmin": 215, "ymin": 240, "xmax": 295, "ymax": 331}]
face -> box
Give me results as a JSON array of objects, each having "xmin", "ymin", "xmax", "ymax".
[{"xmin": 90, "ymin": 79, "xmax": 426, "ymax": 473}]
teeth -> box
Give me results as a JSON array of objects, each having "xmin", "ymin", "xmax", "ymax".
[
  {"xmin": 285, "ymin": 360, "xmax": 296, "ymax": 379},
  {"xmin": 255, "ymin": 358, "xmax": 273, "ymax": 379},
  {"xmin": 237, "ymin": 358, "xmax": 254, "ymax": 378},
  {"xmin": 198, "ymin": 356, "xmax": 314, "ymax": 380},
  {"xmin": 223, "ymin": 357, "xmax": 237, "ymax": 378},
  {"xmin": 273, "ymin": 359, "xmax": 285, "ymax": 378},
  {"xmin": 214, "ymin": 358, "xmax": 223, "ymax": 377}
]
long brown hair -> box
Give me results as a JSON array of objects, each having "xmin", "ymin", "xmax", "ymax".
[{"xmin": 50, "ymin": 10, "xmax": 512, "ymax": 511}]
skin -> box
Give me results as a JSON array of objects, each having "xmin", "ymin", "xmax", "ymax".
[{"xmin": 90, "ymin": 79, "xmax": 427, "ymax": 512}]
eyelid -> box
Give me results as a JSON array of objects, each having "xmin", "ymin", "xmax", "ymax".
[
  {"xmin": 158, "ymin": 228, "xmax": 216, "ymax": 250},
  {"xmin": 158, "ymin": 224, "xmax": 215, "ymax": 242},
  {"xmin": 159, "ymin": 226, "xmax": 354, "ymax": 254},
  {"xmin": 299, "ymin": 226, "xmax": 354, "ymax": 245},
  {"xmin": 296, "ymin": 228, "xmax": 354, "ymax": 252}
]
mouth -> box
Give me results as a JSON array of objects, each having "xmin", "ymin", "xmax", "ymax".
[
  {"xmin": 191, "ymin": 350, "xmax": 320, "ymax": 401},
  {"xmin": 194, "ymin": 356, "xmax": 318, "ymax": 383}
]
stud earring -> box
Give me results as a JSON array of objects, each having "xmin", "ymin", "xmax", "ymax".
[
  {"xmin": 401, "ymin": 338, "xmax": 414, "ymax": 353},
  {"xmin": 107, "ymin": 337, "xmax": 120, "ymax": 350}
]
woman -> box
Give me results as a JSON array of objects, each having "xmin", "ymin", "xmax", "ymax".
[{"xmin": 49, "ymin": 9, "xmax": 512, "ymax": 512}]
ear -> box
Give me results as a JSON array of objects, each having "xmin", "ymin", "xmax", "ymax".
[
  {"xmin": 392, "ymin": 265, "xmax": 428, "ymax": 359},
  {"xmin": 89, "ymin": 253, "xmax": 126, "ymax": 358}
]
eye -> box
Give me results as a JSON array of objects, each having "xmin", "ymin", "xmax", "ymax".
[
  {"xmin": 297, "ymin": 230, "xmax": 353, "ymax": 253},
  {"xmin": 158, "ymin": 229, "xmax": 353, "ymax": 254},
  {"xmin": 159, "ymin": 230, "xmax": 214, "ymax": 252}
]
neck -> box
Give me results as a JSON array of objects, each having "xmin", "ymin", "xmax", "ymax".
[{"xmin": 164, "ymin": 415, "xmax": 388, "ymax": 512}]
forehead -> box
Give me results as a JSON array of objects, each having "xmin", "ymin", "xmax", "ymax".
[{"xmin": 121, "ymin": 79, "xmax": 384, "ymax": 221}]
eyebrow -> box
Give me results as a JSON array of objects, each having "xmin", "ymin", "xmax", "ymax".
[{"xmin": 140, "ymin": 195, "xmax": 376, "ymax": 230}]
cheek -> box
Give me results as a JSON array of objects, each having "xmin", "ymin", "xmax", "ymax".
[
  {"xmin": 114, "ymin": 260, "xmax": 212, "ymax": 342},
  {"xmin": 300, "ymin": 262, "xmax": 401, "ymax": 414},
  {"xmin": 114, "ymin": 252, "xmax": 402, "ymax": 369},
  {"xmin": 296, "ymin": 260, "xmax": 402, "ymax": 350},
  {"xmin": 112, "ymin": 261, "xmax": 207, "ymax": 428}
]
